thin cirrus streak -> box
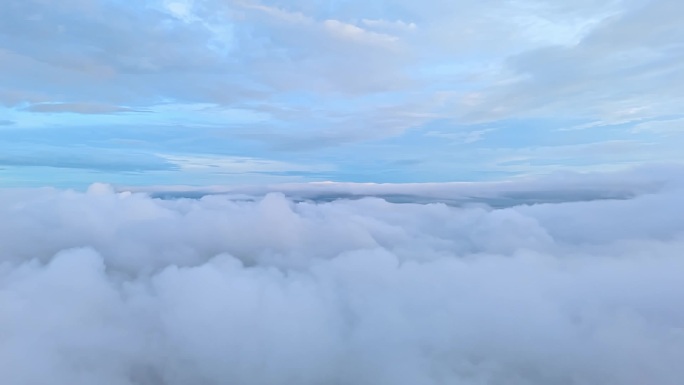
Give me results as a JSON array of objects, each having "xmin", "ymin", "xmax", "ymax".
[{"xmin": 1, "ymin": 168, "xmax": 684, "ymax": 385}]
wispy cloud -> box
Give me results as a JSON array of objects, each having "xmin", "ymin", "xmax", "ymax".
[
  {"xmin": 24, "ymin": 103, "xmax": 136, "ymax": 114},
  {"xmin": 425, "ymin": 128, "xmax": 495, "ymax": 144}
]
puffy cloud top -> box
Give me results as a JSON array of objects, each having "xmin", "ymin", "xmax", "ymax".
[{"xmin": 1, "ymin": 175, "xmax": 684, "ymax": 384}]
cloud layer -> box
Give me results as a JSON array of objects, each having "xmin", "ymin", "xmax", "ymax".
[{"xmin": 2, "ymin": 176, "xmax": 683, "ymax": 384}]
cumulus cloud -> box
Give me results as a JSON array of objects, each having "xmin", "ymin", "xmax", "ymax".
[{"xmin": 1, "ymin": 171, "xmax": 684, "ymax": 384}]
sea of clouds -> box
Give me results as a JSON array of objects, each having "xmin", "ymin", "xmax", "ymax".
[{"xmin": 1, "ymin": 170, "xmax": 684, "ymax": 385}]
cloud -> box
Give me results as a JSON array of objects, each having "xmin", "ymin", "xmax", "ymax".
[
  {"xmin": 0, "ymin": 0, "xmax": 410, "ymax": 107},
  {"xmin": 0, "ymin": 146, "xmax": 177, "ymax": 172},
  {"xmin": 24, "ymin": 103, "xmax": 135, "ymax": 114},
  {"xmin": 237, "ymin": 98, "xmax": 442, "ymax": 151},
  {"xmin": 631, "ymin": 118, "xmax": 684, "ymax": 135},
  {"xmin": 126, "ymin": 163, "xmax": 684, "ymax": 205},
  {"xmin": 0, "ymin": 87, "xmax": 47, "ymax": 107},
  {"xmin": 361, "ymin": 19, "xmax": 418, "ymax": 33},
  {"xmin": 458, "ymin": 0, "xmax": 684, "ymax": 125},
  {"xmin": 322, "ymin": 19, "xmax": 399, "ymax": 48},
  {"xmin": 425, "ymin": 128, "xmax": 495, "ymax": 144},
  {"xmin": 236, "ymin": 0, "xmax": 401, "ymax": 49},
  {"xmin": 1, "ymin": 169, "xmax": 684, "ymax": 384},
  {"xmin": 157, "ymin": 153, "xmax": 331, "ymax": 174},
  {"xmin": 0, "ymin": 119, "xmax": 15, "ymax": 126}
]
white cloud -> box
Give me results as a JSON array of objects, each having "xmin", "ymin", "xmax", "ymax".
[
  {"xmin": 361, "ymin": 19, "xmax": 417, "ymax": 33},
  {"xmin": 158, "ymin": 153, "xmax": 330, "ymax": 174},
  {"xmin": 236, "ymin": 1, "xmax": 311, "ymax": 24},
  {"xmin": 425, "ymin": 128, "xmax": 495, "ymax": 144},
  {"xmin": 323, "ymin": 19, "xmax": 399, "ymax": 48},
  {"xmin": 2, "ymin": 168, "xmax": 684, "ymax": 384},
  {"xmin": 164, "ymin": 0, "xmax": 195, "ymax": 22}
]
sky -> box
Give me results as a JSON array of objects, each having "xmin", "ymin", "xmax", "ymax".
[
  {"xmin": 2, "ymin": 2, "xmax": 684, "ymax": 381},
  {"xmin": 1, "ymin": 0, "xmax": 684, "ymax": 187}
]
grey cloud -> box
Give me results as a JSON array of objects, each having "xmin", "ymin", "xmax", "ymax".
[
  {"xmin": 24, "ymin": 102, "xmax": 136, "ymax": 114},
  {"xmin": 0, "ymin": 145, "xmax": 177, "ymax": 172},
  {"xmin": 0, "ymin": 0, "xmax": 260, "ymax": 108},
  {"xmin": 0, "ymin": 0, "xmax": 223, "ymax": 73},
  {"xmin": 0, "ymin": 87, "xmax": 48, "ymax": 107},
  {"xmin": 129, "ymin": 163, "xmax": 684, "ymax": 204},
  {"xmin": 0, "ymin": 119, "xmax": 15, "ymax": 125},
  {"xmin": 0, "ymin": 0, "xmax": 413, "ymax": 110},
  {"xmin": 460, "ymin": 0, "xmax": 684, "ymax": 125}
]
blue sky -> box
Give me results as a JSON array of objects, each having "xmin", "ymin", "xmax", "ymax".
[{"xmin": 1, "ymin": 0, "xmax": 683, "ymax": 187}]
